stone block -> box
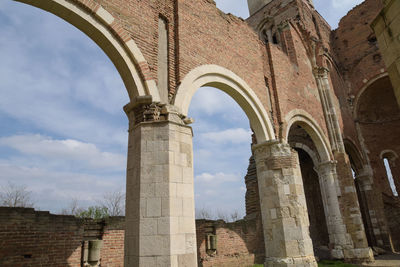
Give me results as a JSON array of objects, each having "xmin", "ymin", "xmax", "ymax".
[
  {"xmin": 177, "ymin": 253, "xmax": 196, "ymax": 267},
  {"xmin": 171, "ymin": 234, "xmax": 186, "ymax": 254},
  {"xmin": 146, "ymin": 198, "xmax": 162, "ymax": 217},
  {"xmin": 140, "ymin": 235, "xmax": 169, "ymax": 256},
  {"xmin": 140, "ymin": 218, "xmax": 158, "ymax": 236},
  {"xmin": 182, "ymin": 198, "xmax": 194, "ymax": 217},
  {"xmin": 139, "ymin": 256, "xmax": 157, "ymax": 267}
]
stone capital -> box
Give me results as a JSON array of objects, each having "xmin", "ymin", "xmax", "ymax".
[
  {"xmin": 252, "ymin": 140, "xmax": 292, "ymax": 159},
  {"xmin": 313, "ymin": 66, "xmax": 330, "ymax": 79},
  {"xmin": 124, "ymin": 97, "xmax": 193, "ymax": 129},
  {"xmin": 315, "ymin": 160, "xmax": 337, "ymax": 174}
]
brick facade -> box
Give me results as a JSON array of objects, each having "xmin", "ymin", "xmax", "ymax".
[{"xmin": 5, "ymin": 0, "xmax": 400, "ymax": 265}]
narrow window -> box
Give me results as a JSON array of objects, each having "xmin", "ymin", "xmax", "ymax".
[
  {"xmin": 272, "ymin": 33, "xmax": 278, "ymax": 44},
  {"xmin": 384, "ymin": 158, "xmax": 398, "ymax": 196},
  {"xmin": 158, "ymin": 16, "xmax": 169, "ymax": 102}
]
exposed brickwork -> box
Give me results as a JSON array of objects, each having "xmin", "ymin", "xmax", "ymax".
[
  {"xmin": 7, "ymin": 0, "xmax": 400, "ymax": 264},
  {"xmin": 0, "ymin": 208, "xmax": 125, "ymax": 267},
  {"xmin": 0, "ymin": 207, "xmax": 83, "ymax": 267},
  {"xmin": 196, "ymin": 219, "xmax": 265, "ymax": 267},
  {"xmin": 383, "ymin": 194, "xmax": 400, "ymax": 251},
  {"xmin": 0, "ymin": 208, "xmax": 264, "ymax": 267}
]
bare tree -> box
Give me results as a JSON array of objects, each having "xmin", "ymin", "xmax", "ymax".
[
  {"xmin": 216, "ymin": 210, "xmax": 229, "ymax": 222},
  {"xmin": 61, "ymin": 198, "xmax": 83, "ymax": 216},
  {"xmin": 229, "ymin": 210, "xmax": 240, "ymax": 222},
  {"xmin": 195, "ymin": 207, "xmax": 213, "ymax": 220},
  {"xmin": 98, "ymin": 190, "xmax": 125, "ymax": 216},
  {"xmin": 0, "ymin": 182, "xmax": 34, "ymax": 208}
]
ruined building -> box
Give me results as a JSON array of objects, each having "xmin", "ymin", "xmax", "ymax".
[{"xmin": 1, "ymin": 0, "xmax": 400, "ymax": 266}]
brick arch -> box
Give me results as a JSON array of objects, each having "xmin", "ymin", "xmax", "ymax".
[
  {"xmin": 353, "ymin": 72, "xmax": 388, "ymax": 120},
  {"xmin": 284, "ymin": 109, "xmax": 332, "ymax": 162},
  {"xmin": 173, "ymin": 64, "xmax": 275, "ymax": 143},
  {"xmin": 16, "ymin": 0, "xmax": 160, "ymax": 101},
  {"xmin": 343, "ymin": 138, "xmax": 365, "ymax": 174},
  {"xmin": 291, "ymin": 142, "xmax": 320, "ymax": 167}
]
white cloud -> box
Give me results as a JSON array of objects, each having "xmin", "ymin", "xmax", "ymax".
[
  {"xmin": 0, "ymin": 134, "xmax": 125, "ymax": 170},
  {"xmin": 200, "ymin": 128, "xmax": 252, "ymax": 144},
  {"xmin": 189, "ymin": 87, "xmax": 235, "ymax": 115},
  {"xmin": 195, "ymin": 172, "xmax": 240, "ymax": 184},
  {"xmin": 0, "ymin": 160, "xmax": 124, "ymax": 212},
  {"xmin": 0, "ymin": 2, "xmax": 128, "ymax": 148}
]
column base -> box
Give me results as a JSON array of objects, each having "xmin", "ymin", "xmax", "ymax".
[
  {"xmin": 343, "ymin": 247, "xmax": 374, "ymax": 263},
  {"xmin": 264, "ymin": 256, "xmax": 317, "ymax": 267}
]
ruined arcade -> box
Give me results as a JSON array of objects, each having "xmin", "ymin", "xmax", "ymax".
[{"xmin": 1, "ymin": 0, "xmax": 400, "ymax": 266}]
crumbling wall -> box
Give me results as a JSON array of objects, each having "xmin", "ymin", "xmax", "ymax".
[
  {"xmin": 0, "ymin": 207, "xmax": 125, "ymax": 267},
  {"xmin": 0, "ymin": 207, "xmax": 83, "ymax": 267},
  {"xmin": 196, "ymin": 219, "xmax": 264, "ymax": 267},
  {"xmin": 0, "ymin": 208, "xmax": 264, "ymax": 266}
]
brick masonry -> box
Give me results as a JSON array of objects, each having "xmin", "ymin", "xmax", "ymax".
[
  {"xmin": 6, "ymin": 0, "xmax": 400, "ymax": 265},
  {"xmin": 0, "ymin": 207, "xmax": 265, "ymax": 267}
]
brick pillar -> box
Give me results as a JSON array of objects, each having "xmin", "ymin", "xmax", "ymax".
[
  {"xmin": 253, "ymin": 141, "xmax": 317, "ymax": 267},
  {"xmin": 356, "ymin": 170, "xmax": 392, "ymax": 250},
  {"xmin": 315, "ymin": 161, "xmax": 354, "ymax": 259},
  {"xmin": 334, "ymin": 152, "xmax": 374, "ymax": 262},
  {"xmin": 124, "ymin": 99, "xmax": 197, "ymax": 267}
]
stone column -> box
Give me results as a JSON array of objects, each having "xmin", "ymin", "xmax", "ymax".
[
  {"xmin": 253, "ymin": 140, "xmax": 317, "ymax": 267},
  {"xmin": 315, "ymin": 161, "xmax": 353, "ymax": 259},
  {"xmin": 356, "ymin": 169, "xmax": 392, "ymax": 250},
  {"xmin": 334, "ymin": 153, "xmax": 374, "ymax": 262},
  {"xmin": 313, "ymin": 67, "xmax": 344, "ymax": 153},
  {"xmin": 124, "ymin": 98, "xmax": 197, "ymax": 267}
]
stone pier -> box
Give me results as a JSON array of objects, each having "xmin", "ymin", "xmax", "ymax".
[
  {"xmin": 253, "ymin": 141, "xmax": 318, "ymax": 267},
  {"xmin": 124, "ymin": 100, "xmax": 197, "ymax": 267}
]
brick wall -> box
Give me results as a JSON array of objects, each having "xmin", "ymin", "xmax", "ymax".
[
  {"xmin": 383, "ymin": 194, "xmax": 400, "ymax": 252},
  {"xmin": 0, "ymin": 208, "xmax": 264, "ymax": 266},
  {"xmin": 196, "ymin": 218, "xmax": 264, "ymax": 267},
  {"xmin": 0, "ymin": 207, "xmax": 125, "ymax": 267},
  {"xmin": 0, "ymin": 207, "xmax": 83, "ymax": 267}
]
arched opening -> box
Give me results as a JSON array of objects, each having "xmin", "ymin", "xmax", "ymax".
[
  {"xmin": 355, "ymin": 75, "xmax": 400, "ymax": 251},
  {"xmin": 380, "ymin": 151, "xmax": 399, "ymax": 197},
  {"xmin": 14, "ymin": 0, "xmax": 155, "ymax": 100},
  {"xmin": 189, "ymin": 87, "xmax": 265, "ymax": 266},
  {"xmin": 174, "ymin": 65, "xmax": 275, "ymax": 144},
  {"xmin": 175, "ymin": 65, "xmax": 274, "ymax": 266},
  {"xmin": 344, "ymin": 140, "xmax": 376, "ymax": 247},
  {"xmin": 355, "ymin": 76, "xmax": 400, "ymax": 197},
  {"xmin": 288, "ymin": 124, "xmax": 330, "ymax": 260},
  {"xmin": 0, "ymin": 1, "xmax": 133, "ymax": 265},
  {"xmin": 383, "ymin": 158, "xmax": 398, "ymax": 196}
]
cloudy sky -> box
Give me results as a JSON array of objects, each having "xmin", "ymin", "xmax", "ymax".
[{"xmin": 0, "ymin": 0, "xmax": 364, "ymax": 216}]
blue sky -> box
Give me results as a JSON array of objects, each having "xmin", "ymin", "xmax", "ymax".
[{"xmin": 0, "ymin": 0, "xmax": 364, "ymax": 216}]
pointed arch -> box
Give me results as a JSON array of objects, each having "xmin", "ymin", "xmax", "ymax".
[
  {"xmin": 285, "ymin": 109, "xmax": 332, "ymax": 162},
  {"xmin": 173, "ymin": 64, "xmax": 275, "ymax": 143},
  {"xmin": 16, "ymin": 0, "xmax": 160, "ymax": 101}
]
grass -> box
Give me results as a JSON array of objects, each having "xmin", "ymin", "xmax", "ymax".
[
  {"xmin": 251, "ymin": 261, "xmax": 357, "ymax": 267},
  {"xmin": 318, "ymin": 260, "xmax": 357, "ymax": 267}
]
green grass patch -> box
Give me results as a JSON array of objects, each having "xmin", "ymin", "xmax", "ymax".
[
  {"xmin": 318, "ymin": 260, "xmax": 357, "ymax": 267},
  {"xmin": 251, "ymin": 260, "xmax": 357, "ymax": 267}
]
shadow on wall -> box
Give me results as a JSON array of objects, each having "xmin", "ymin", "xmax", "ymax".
[{"xmin": 382, "ymin": 194, "xmax": 400, "ymax": 252}]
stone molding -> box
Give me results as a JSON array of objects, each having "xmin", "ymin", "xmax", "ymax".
[{"xmin": 174, "ymin": 64, "xmax": 275, "ymax": 143}]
